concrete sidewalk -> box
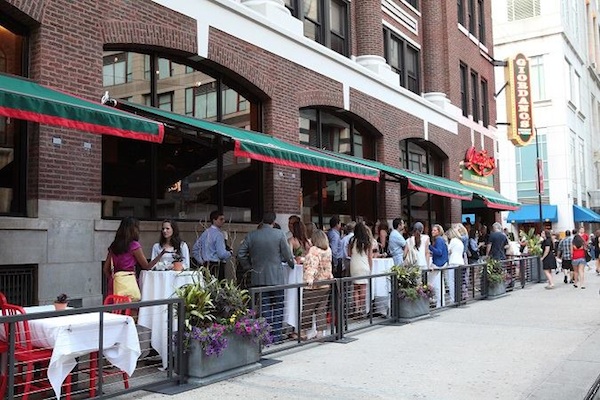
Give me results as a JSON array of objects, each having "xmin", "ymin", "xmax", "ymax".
[{"xmin": 124, "ymin": 268, "xmax": 600, "ymax": 400}]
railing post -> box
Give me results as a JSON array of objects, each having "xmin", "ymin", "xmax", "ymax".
[
  {"xmin": 335, "ymin": 278, "xmax": 344, "ymax": 341},
  {"xmin": 482, "ymin": 260, "xmax": 489, "ymax": 298},
  {"xmin": 390, "ymin": 273, "xmax": 398, "ymax": 321}
]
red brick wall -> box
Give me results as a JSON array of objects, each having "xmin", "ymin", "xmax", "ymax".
[
  {"xmin": 354, "ymin": 0, "xmax": 384, "ymax": 57},
  {"xmin": 5, "ymin": 0, "xmax": 198, "ymax": 203}
]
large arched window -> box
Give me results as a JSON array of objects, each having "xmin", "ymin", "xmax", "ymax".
[
  {"xmin": 299, "ymin": 108, "xmax": 377, "ymax": 226},
  {"xmin": 101, "ymin": 51, "xmax": 262, "ymax": 222},
  {"xmin": 0, "ymin": 19, "xmax": 27, "ymax": 216},
  {"xmin": 399, "ymin": 139, "xmax": 448, "ymax": 227}
]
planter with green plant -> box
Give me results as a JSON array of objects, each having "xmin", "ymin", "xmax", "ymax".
[
  {"xmin": 174, "ymin": 268, "xmax": 272, "ymax": 382},
  {"xmin": 390, "ymin": 264, "xmax": 434, "ymax": 319},
  {"xmin": 485, "ymin": 258, "xmax": 506, "ymax": 297}
]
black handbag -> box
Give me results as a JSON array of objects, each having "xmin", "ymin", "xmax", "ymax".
[{"xmin": 585, "ymin": 250, "xmax": 592, "ymax": 263}]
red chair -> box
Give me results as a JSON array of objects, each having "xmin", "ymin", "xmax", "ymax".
[
  {"xmin": 89, "ymin": 295, "xmax": 132, "ymax": 397},
  {"xmin": 2, "ymin": 303, "xmax": 72, "ymax": 400}
]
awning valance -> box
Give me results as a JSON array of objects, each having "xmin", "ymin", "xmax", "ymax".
[
  {"xmin": 111, "ymin": 101, "xmax": 380, "ymax": 182},
  {"xmin": 507, "ymin": 204, "xmax": 558, "ymax": 223},
  {"xmin": 0, "ymin": 73, "xmax": 164, "ymax": 142},
  {"xmin": 316, "ymin": 151, "xmax": 473, "ymax": 200},
  {"xmin": 461, "ymin": 183, "xmax": 520, "ymax": 211},
  {"xmin": 573, "ymin": 204, "xmax": 600, "ymax": 222}
]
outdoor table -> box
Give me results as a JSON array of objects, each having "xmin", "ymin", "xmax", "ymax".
[
  {"xmin": 283, "ymin": 264, "xmax": 304, "ymax": 329},
  {"xmin": 371, "ymin": 257, "xmax": 393, "ymax": 315},
  {"xmin": 137, "ymin": 270, "xmax": 198, "ymax": 369},
  {"xmin": 0, "ymin": 305, "xmax": 140, "ymax": 398}
]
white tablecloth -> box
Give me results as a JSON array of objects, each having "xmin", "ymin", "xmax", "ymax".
[
  {"xmin": 283, "ymin": 264, "xmax": 304, "ymax": 329},
  {"xmin": 1, "ymin": 305, "xmax": 140, "ymax": 398},
  {"xmin": 371, "ymin": 258, "xmax": 394, "ymax": 315},
  {"xmin": 137, "ymin": 270, "xmax": 198, "ymax": 368}
]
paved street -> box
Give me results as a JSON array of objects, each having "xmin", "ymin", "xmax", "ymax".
[{"xmin": 125, "ymin": 267, "xmax": 600, "ymax": 400}]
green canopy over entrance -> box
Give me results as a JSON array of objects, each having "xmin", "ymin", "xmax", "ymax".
[
  {"xmin": 113, "ymin": 101, "xmax": 380, "ymax": 182},
  {"xmin": 461, "ymin": 183, "xmax": 520, "ymax": 211},
  {"xmin": 0, "ymin": 73, "xmax": 164, "ymax": 142},
  {"xmin": 318, "ymin": 151, "xmax": 473, "ymax": 200}
]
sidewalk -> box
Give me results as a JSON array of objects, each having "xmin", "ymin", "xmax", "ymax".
[{"xmin": 124, "ymin": 267, "xmax": 600, "ymax": 400}]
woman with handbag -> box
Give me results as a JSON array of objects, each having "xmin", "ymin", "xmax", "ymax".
[{"xmin": 103, "ymin": 216, "xmax": 165, "ymax": 301}]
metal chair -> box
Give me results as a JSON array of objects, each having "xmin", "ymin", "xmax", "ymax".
[
  {"xmin": 1, "ymin": 303, "xmax": 72, "ymax": 400},
  {"xmin": 89, "ymin": 295, "xmax": 132, "ymax": 397}
]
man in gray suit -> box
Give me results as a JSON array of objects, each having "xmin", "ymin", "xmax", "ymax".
[{"xmin": 237, "ymin": 212, "xmax": 294, "ymax": 342}]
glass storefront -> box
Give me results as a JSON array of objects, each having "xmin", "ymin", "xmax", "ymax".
[{"xmin": 101, "ymin": 51, "xmax": 262, "ymax": 222}]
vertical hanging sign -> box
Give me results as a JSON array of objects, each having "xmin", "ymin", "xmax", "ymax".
[{"xmin": 505, "ymin": 53, "xmax": 535, "ymax": 147}]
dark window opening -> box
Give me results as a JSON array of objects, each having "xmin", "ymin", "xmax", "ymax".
[
  {"xmin": 101, "ymin": 51, "xmax": 263, "ymax": 223},
  {"xmin": 460, "ymin": 62, "xmax": 469, "ymax": 117}
]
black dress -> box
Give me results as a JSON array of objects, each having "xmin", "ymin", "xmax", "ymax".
[{"xmin": 542, "ymin": 238, "xmax": 557, "ymax": 270}]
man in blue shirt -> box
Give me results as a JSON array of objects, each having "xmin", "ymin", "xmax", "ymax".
[
  {"xmin": 327, "ymin": 216, "xmax": 343, "ymax": 278},
  {"xmin": 192, "ymin": 210, "xmax": 232, "ymax": 280},
  {"xmin": 388, "ymin": 218, "xmax": 406, "ymax": 266}
]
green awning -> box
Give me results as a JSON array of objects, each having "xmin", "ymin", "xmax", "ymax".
[
  {"xmin": 318, "ymin": 151, "xmax": 473, "ymax": 200},
  {"xmin": 0, "ymin": 73, "xmax": 164, "ymax": 142},
  {"xmin": 461, "ymin": 182, "xmax": 520, "ymax": 211},
  {"xmin": 112, "ymin": 101, "xmax": 380, "ymax": 182}
]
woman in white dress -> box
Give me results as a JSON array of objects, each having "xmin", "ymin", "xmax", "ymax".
[
  {"xmin": 446, "ymin": 227, "xmax": 465, "ymax": 305},
  {"xmin": 151, "ymin": 219, "xmax": 190, "ymax": 270},
  {"xmin": 349, "ymin": 222, "xmax": 373, "ymax": 317},
  {"xmin": 404, "ymin": 222, "xmax": 430, "ymax": 270}
]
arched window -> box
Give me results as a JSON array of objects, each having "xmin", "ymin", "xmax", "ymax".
[
  {"xmin": 0, "ymin": 21, "xmax": 27, "ymax": 216},
  {"xmin": 399, "ymin": 139, "xmax": 448, "ymax": 227},
  {"xmin": 299, "ymin": 108, "xmax": 377, "ymax": 225},
  {"xmin": 101, "ymin": 51, "xmax": 262, "ymax": 222}
]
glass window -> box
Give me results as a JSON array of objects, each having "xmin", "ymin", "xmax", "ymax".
[
  {"xmin": 480, "ymin": 78, "xmax": 489, "ymax": 127},
  {"xmin": 383, "ymin": 28, "xmax": 421, "ymax": 94},
  {"xmin": 460, "ymin": 62, "xmax": 469, "ymax": 117},
  {"xmin": 288, "ymin": 0, "xmax": 348, "ymax": 56},
  {"xmin": 102, "ymin": 51, "xmax": 261, "ymax": 222},
  {"xmin": 299, "ymin": 108, "xmax": 377, "ymax": 224},
  {"xmin": 478, "ymin": 0, "xmax": 485, "ymax": 44},
  {"xmin": 103, "ymin": 52, "xmax": 132, "ymax": 86},
  {"xmin": 515, "ymin": 132, "xmax": 548, "ymax": 201},
  {"xmin": 529, "ymin": 55, "xmax": 546, "ymax": 101},
  {"xmin": 0, "ymin": 21, "xmax": 27, "ymax": 216},
  {"xmin": 470, "ymin": 70, "xmax": 479, "ymax": 121},
  {"xmin": 468, "ymin": 0, "xmax": 476, "ymax": 34}
]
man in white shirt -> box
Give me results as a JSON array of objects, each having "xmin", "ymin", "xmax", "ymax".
[{"xmin": 341, "ymin": 221, "xmax": 356, "ymax": 277}]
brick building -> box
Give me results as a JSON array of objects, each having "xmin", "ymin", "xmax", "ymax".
[{"xmin": 0, "ymin": 0, "xmax": 517, "ymax": 306}]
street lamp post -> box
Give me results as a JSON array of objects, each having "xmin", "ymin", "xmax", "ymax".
[{"xmin": 534, "ymin": 127, "xmax": 543, "ymax": 231}]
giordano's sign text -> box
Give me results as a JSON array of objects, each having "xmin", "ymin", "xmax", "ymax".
[{"xmin": 505, "ymin": 53, "xmax": 534, "ymax": 147}]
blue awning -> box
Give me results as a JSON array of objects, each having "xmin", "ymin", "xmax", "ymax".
[
  {"xmin": 573, "ymin": 204, "xmax": 600, "ymax": 222},
  {"xmin": 506, "ymin": 204, "xmax": 558, "ymax": 223}
]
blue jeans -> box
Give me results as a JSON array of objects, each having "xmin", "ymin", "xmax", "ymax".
[{"xmin": 260, "ymin": 289, "xmax": 284, "ymax": 342}]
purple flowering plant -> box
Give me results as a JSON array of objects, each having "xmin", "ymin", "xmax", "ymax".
[
  {"xmin": 391, "ymin": 264, "xmax": 434, "ymax": 301},
  {"xmin": 176, "ymin": 268, "xmax": 273, "ymax": 357}
]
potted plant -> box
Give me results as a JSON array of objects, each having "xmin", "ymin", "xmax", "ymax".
[
  {"xmin": 54, "ymin": 293, "xmax": 69, "ymax": 310},
  {"xmin": 485, "ymin": 258, "xmax": 506, "ymax": 297},
  {"xmin": 390, "ymin": 264, "xmax": 434, "ymax": 319},
  {"xmin": 171, "ymin": 253, "xmax": 184, "ymax": 271},
  {"xmin": 174, "ymin": 268, "xmax": 272, "ymax": 381}
]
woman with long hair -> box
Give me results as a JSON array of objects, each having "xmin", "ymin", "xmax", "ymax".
[
  {"xmin": 300, "ymin": 229, "xmax": 333, "ymax": 340},
  {"xmin": 429, "ymin": 224, "xmax": 449, "ymax": 307},
  {"xmin": 348, "ymin": 222, "xmax": 373, "ymax": 317},
  {"xmin": 376, "ymin": 219, "xmax": 390, "ymax": 256},
  {"xmin": 572, "ymin": 232, "xmax": 587, "ymax": 289},
  {"xmin": 102, "ymin": 217, "xmax": 164, "ymax": 301},
  {"xmin": 288, "ymin": 215, "xmax": 312, "ymax": 262},
  {"xmin": 151, "ymin": 219, "xmax": 190, "ymax": 270},
  {"xmin": 404, "ymin": 221, "xmax": 431, "ymax": 270},
  {"xmin": 445, "ymin": 227, "xmax": 464, "ymax": 305}
]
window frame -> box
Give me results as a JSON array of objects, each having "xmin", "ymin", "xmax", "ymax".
[
  {"xmin": 460, "ymin": 62, "xmax": 469, "ymax": 117},
  {"xmin": 285, "ymin": 0, "xmax": 350, "ymax": 56},
  {"xmin": 383, "ymin": 27, "xmax": 421, "ymax": 94},
  {"xmin": 477, "ymin": 0, "xmax": 485, "ymax": 44},
  {"xmin": 470, "ymin": 70, "xmax": 479, "ymax": 122}
]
